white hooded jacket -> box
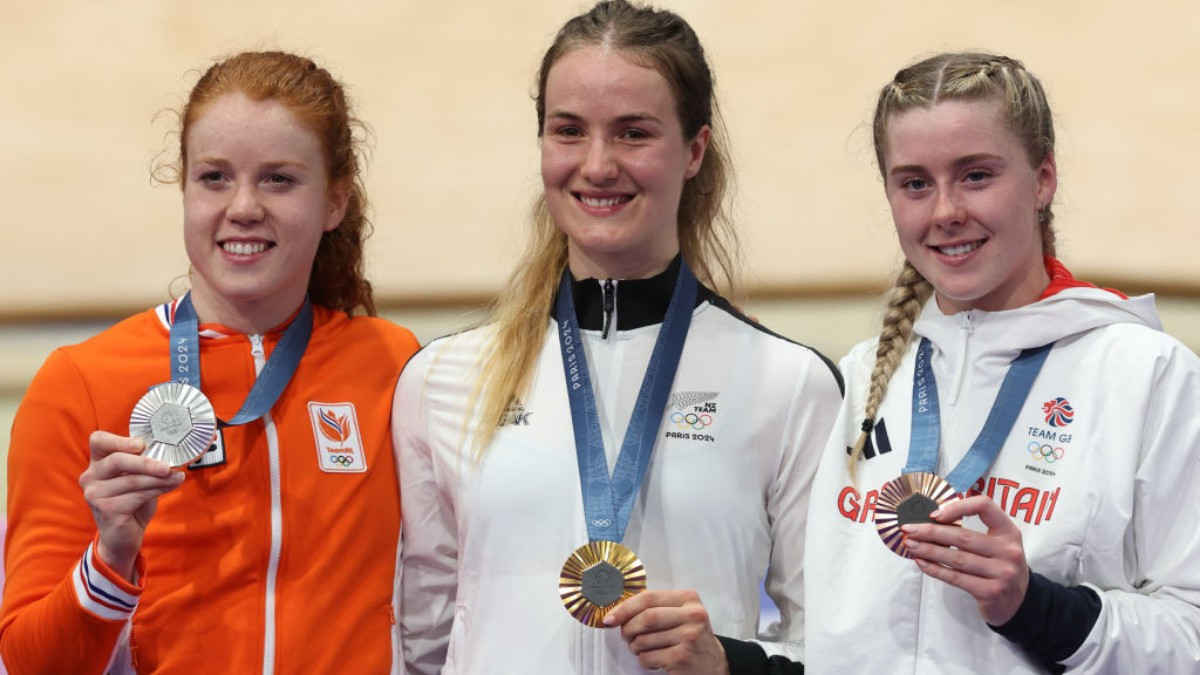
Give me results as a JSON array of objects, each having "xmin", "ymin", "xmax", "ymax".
[{"xmin": 805, "ymin": 286, "xmax": 1200, "ymax": 674}]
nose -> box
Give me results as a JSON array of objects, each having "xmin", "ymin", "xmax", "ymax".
[
  {"xmin": 931, "ymin": 186, "xmax": 966, "ymax": 229},
  {"xmin": 580, "ymin": 139, "xmax": 618, "ymax": 184},
  {"xmin": 227, "ymin": 182, "xmax": 264, "ymax": 224}
]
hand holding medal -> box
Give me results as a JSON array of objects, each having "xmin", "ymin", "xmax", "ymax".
[
  {"xmin": 79, "ymin": 431, "xmax": 186, "ymax": 581},
  {"xmin": 896, "ymin": 494, "xmax": 1032, "ymax": 627},
  {"xmin": 873, "ymin": 337, "xmax": 1050, "ymax": 626}
]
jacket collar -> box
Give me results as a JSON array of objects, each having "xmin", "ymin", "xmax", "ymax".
[{"xmin": 566, "ymin": 256, "xmax": 709, "ymax": 331}]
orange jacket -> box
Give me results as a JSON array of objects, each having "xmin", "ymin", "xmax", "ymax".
[{"xmin": 2, "ymin": 300, "xmax": 419, "ymax": 674}]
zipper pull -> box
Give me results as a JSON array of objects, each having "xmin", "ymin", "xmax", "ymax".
[
  {"xmin": 961, "ymin": 311, "xmax": 975, "ymax": 336},
  {"xmin": 602, "ymin": 279, "xmax": 615, "ymax": 340},
  {"xmin": 250, "ymin": 334, "xmax": 265, "ymax": 358}
]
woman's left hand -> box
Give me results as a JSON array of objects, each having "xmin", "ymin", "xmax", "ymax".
[
  {"xmin": 603, "ymin": 589, "xmax": 729, "ymax": 674},
  {"xmin": 901, "ymin": 494, "xmax": 1029, "ymax": 626}
]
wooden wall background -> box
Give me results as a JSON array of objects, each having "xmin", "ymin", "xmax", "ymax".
[{"xmin": 1, "ymin": 0, "xmax": 1197, "ymax": 320}]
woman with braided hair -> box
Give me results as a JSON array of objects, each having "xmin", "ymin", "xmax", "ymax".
[{"xmin": 792, "ymin": 52, "xmax": 1200, "ymax": 673}]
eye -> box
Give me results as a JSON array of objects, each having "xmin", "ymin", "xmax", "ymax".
[
  {"xmin": 199, "ymin": 170, "xmax": 225, "ymax": 184},
  {"xmin": 264, "ymin": 173, "xmax": 295, "ymax": 187},
  {"xmin": 620, "ymin": 128, "xmax": 650, "ymax": 141},
  {"xmin": 900, "ymin": 177, "xmax": 929, "ymax": 192},
  {"xmin": 550, "ymin": 124, "xmax": 583, "ymax": 139},
  {"xmin": 964, "ymin": 170, "xmax": 989, "ymax": 184}
]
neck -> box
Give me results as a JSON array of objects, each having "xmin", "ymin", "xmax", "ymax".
[
  {"xmin": 566, "ymin": 244, "xmax": 679, "ymax": 281},
  {"xmin": 187, "ymin": 286, "xmax": 305, "ymax": 335}
]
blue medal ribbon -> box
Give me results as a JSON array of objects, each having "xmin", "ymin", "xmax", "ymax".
[
  {"xmin": 170, "ymin": 293, "xmax": 312, "ymax": 428},
  {"xmin": 555, "ymin": 261, "xmax": 697, "ymax": 544},
  {"xmin": 904, "ymin": 337, "xmax": 1054, "ymax": 493}
]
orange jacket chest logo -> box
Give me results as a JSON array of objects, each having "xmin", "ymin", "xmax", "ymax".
[{"xmin": 308, "ymin": 402, "xmax": 367, "ymax": 473}]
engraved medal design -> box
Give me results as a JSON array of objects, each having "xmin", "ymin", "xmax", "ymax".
[
  {"xmin": 560, "ymin": 541, "xmax": 647, "ymax": 627},
  {"xmin": 875, "ymin": 471, "xmax": 961, "ymax": 558},
  {"xmin": 129, "ymin": 382, "xmax": 217, "ymax": 467}
]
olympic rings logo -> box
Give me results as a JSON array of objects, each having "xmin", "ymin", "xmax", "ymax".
[
  {"xmin": 670, "ymin": 412, "xmax": 713, "ymax": 430},
  {"xmin": 1027, "ymin": 442, "xmax": 1064, "ymax": 463},
  {"xmin": 328, "ymin": 454, "xmax": 356, "ymax": 467},
  {"xmin": 591, "ymin": 518, "xmax": 612, "ymax": 527}
]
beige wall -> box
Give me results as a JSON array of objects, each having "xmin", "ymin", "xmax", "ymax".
[{"xmin": 1, "ymin": 0, "xmax": 1197, "ymax": 319}]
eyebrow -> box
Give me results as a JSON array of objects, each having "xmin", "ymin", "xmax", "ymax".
[
  {"xmin": 192, "ymin": 157, "xmax": 308, "ymax": 170},
  {"xmin": 545, "ymin": 110, "xmax": 665, "ymax": 125},
  {"xmin": 888, "ymin": 153, "xmax": 1006, "ymax": 177}
]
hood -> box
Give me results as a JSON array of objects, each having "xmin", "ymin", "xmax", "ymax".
[
  {"xmin": 915, "ymin": 287, "xmax": 1161, "ymax": 355},
  {"xmin": 913, "ymin": 288, "xmax": 1162, "ymax": 407}
]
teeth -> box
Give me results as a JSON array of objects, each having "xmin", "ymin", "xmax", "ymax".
[
  {"xmin": 579, "ymin": 195, "xmax": 630, "ymax": 208},
  {"xmin": 222, "ymin": 242, "xmax": 268, "ymax": 255},
  {"xmin": 938, "ymin": 241, "xmax": 983, "ymax": 256}
]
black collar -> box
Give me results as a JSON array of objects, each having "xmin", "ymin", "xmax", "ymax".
[{"xmin": 565, "ymin": 256, "xmax": 711, "ymax": 331}]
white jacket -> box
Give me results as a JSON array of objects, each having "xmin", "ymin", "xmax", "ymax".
[
  {"xmin": 394, "ymin": 269, "xmax": 842, "ymax": 675},
  {"xmin": 805, "ymin": 287, "xmax": 1200, "ymax": 673}
]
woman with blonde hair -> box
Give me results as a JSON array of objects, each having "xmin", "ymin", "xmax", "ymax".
[
  {"xmin": 394, "ymin": 1, "xmax": 841, "ymax": 673},
  {"xmin": 791, "ymin": 52, "xmax": 1200, "ymax": 674},
  {"xmin": 1, "ymin": 51, "xmax": 419, "ymax": 673}
]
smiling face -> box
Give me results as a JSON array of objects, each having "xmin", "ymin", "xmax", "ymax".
[
  {"xmin": 541, "ymin": 46, "xmax": 709, "ymax": 280},
  {"xmin": 883, "ymin": 98, "xmax": 1056, "ymax": 314},
  {"xmin": 182, "ymin": 92, "xmax": 347, "ymax": 332}
]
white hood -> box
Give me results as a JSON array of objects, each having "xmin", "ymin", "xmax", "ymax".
[{"xmin": 913, "ymin": 288, "xmax": 1162, "ymax": 406}]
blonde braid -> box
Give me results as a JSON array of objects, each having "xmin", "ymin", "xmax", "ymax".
[{"xmin": 847, "ymin": 262, "xmax": 932, "ymax": 482}]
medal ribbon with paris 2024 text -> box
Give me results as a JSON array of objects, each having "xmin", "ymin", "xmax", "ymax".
[
  {"xmin": 170, "ymin": 292, "xmax": 312, "ymax": 428},
  {"xmin": 904, "ymin": 337, "xmax": 1054, "ymax": 493},
  {"xmin": 555, "ymin": 260, "xmax": 697, "ymax": 544}
]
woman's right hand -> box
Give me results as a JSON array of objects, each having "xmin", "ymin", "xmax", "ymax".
[{"xmin": 79, "ymin": 431, "xmax": 185, "ymax": 581}]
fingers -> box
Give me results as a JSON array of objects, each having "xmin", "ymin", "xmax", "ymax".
[
  {"xmin": 901, "ymin": 495, "xmax": 1030, "ymax": 626},
  {"xmin": 86, "ymin": 431, "xmax": 172, "ymax": 480},
  {"xmin": 629, "ymin": 636, "xmax": 725, "ymax": 673},
  {"xmin": 931, "ymin": 495, "xmax": 1019, "ymax": 536},
  {"xmin": 604, "ymin": 589, "xmax": 697, "ymax": 628},
  {"xmin": 83, "ymin": 471, "xmax": 185, "ymax": 506},
  {"xmin": 625, "ymin": 602, "xmax": 710, "ymax": 653},
  {"xmin": 606, "ymin": 590, "xmax": 725, "ymax": 675}
]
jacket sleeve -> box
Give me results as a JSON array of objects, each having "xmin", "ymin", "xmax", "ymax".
[
  {"xmin": 393, "ymin": 349, "xmax": 460, "ymax": 675},
  {"xmin": 1, "ymin": 349, "xmax": 141, "ymax": 674},
  {"xmin": 1060, "ymin": 342, "xmax": 1200, "ymax": 673},
  {"xmin": 728, "ymin": 351, "xmax": 842, "ymax": 667}
]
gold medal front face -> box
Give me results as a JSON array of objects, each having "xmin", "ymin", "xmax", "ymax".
[
  {"xmin": 874, "ymin": 471, "xmax": 961, "ymax": 558},
  {"xmin": 559, "ymin": 541, "xmax": 647, "ymax": 627}
]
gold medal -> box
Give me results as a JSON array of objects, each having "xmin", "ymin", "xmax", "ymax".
[
  {"xmin": 129, "ymin": 382, "xmax": 218, "ymax": 467},
  {"xmin": 875, "ymin": 471, "xmax": 961, "ymax": 558},
  {"xmin": 559, "ymin": 541, "xmax": 646, "ymax": 627}
]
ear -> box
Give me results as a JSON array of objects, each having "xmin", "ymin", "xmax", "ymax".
[
  {"xmin": 1034, "ymin": 152, "xmax": 1057, "ymax": 211},
  {"xmin": 325, "ymin": 180, "xmax": 351, "ymax": 232},
  {"xmin": 684, "ymin": 125, "xmax": 711, "ymax": 179}
]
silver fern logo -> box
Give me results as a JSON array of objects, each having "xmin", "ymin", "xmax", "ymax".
[
  {"xmin": 666, "ymin": 391, "xmax": 718, "ymax": 411},
  {"xmin": 664, "ymin": 391, "xmax": 719, "ymax": 443}
]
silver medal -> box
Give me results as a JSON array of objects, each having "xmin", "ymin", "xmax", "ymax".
[{"xmin": 129, "ymin": 382, "xmax": 218, "ymax": 467}]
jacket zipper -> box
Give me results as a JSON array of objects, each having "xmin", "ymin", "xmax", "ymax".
[
  {"xmin": 601, "ymin": 279, "xmax": 616, "ymax": 340},
  {"xmin": 250, "ymin": 334, "xmax": 284, "ymax": 675},
  {"xmin": 946, "ymin": 311, "xmax": 976, "ymax": 406}
]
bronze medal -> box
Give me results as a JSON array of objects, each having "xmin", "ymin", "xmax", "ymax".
[{"xmin": 875, "ymin": 471, "xmax": 961, "ymax": 558}]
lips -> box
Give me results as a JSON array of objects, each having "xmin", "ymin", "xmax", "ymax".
[
  {"xmin": 575, "ymin": 193, "xmax": 633, "ymax": 208},
  {"xmin": 220, "ymin": 240, "xmax": 273, "ymax": 256},
  {"xmin": 934, "ymin": 239, "xmax": 985, "ymax": 257}
]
